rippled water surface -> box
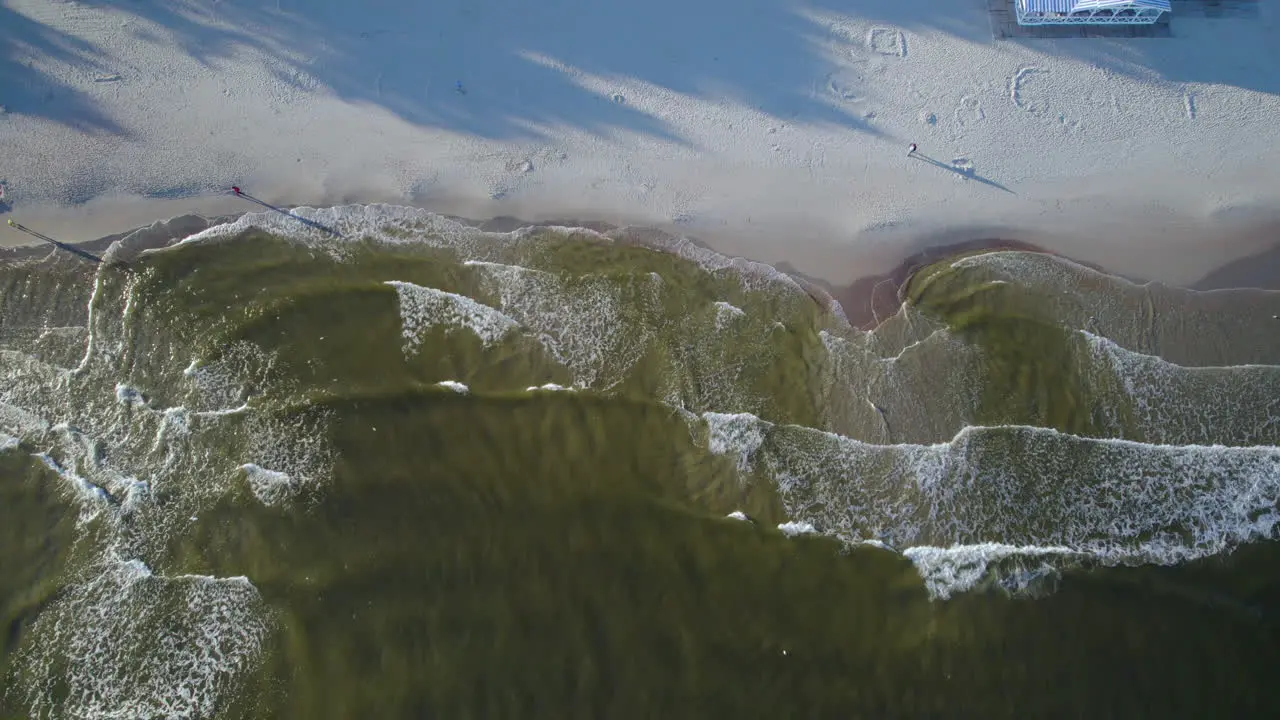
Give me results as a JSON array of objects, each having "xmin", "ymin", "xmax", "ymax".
[{"xmin": 2, "ymin": 206, "xmax": 1279, "ymax": 717}]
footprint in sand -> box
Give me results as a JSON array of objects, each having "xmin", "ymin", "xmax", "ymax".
[
  {"xmin": 490, "ymin": 148, "xmax": 562, "ymax": 199},
  {"xmin": 868, "ymin": 28, "xmax": 906, "ymax": 57},
  {"xmin": 903, "ymin": 80, "xmax": 928, "ymax": 105},
  {"xmin": 828, "ymin": 20, "xmax": 860, "ymax": 45},
  {"xmin": 825, "ymin": 69, "xmax": 862, "ymax": 102},
  {"xmin": 505, "ymin": 158, "xmax": 535, "ymax": 174},
  {"xmin": 1010, "ymin": 66, "xmax": 1049, "ymax": 114},
  {"xmin": 953, "ymin": 94, "xmax": 985, "ymax": 131},
  {"xmin": 1058, "ymin": 113, "xmax": 1085, "ymax": 133},
  {"xmin": 406, "ymin": 174, "xmax": 440, "ymax": 203}
]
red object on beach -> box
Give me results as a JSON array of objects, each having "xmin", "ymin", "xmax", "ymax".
[{"xmin": 232, "ymin": 186, "xmax": 242, "ymax": 194}]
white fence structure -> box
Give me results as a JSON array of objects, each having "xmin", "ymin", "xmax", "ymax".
[{"xmin": 1015, "ymin": 0, "xmax": 1172, "ymax": 24}]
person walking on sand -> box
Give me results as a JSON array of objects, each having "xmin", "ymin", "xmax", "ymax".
[{"xmin": 907, "ymin": 143, "xmax": 918, "ymax": 156}]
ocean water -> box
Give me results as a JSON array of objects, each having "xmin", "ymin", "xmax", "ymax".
[{"xmin": 2, "ymin": 205, "xmax": 1279, "ymax": 718}]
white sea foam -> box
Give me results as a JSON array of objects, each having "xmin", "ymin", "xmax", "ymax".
[
  {"xmin": 903, "ymin": 543, "xmax": 1080, "ymax": 599},
  {"xmin": 818, "ymin": 329, "xmax": 852, "ymax": 355},
  {"xmin": 179, "ymin": 343, "xmax": 279, "ymax": 413},
  {"xmin": 704, "ymin": 412, "xmax": 766, "ymax": 473},
  {"xmin": 72, "ymin": 271, "xmax": 105, "ymax": 376},
  {"xmin": 702, "ymin": 412, "xmax": 1280, "ymax": 598},
  {"xmin": 526, "ymin": 383, "xmax": 573, "ymax": 392},
  {"xmin": 239, "ymin": 463, "xmax": 295, "ymax": 506},
  {"xmin": 4, "ymin": 288, "xmax": 331, "ymax": 530},
  {"xmin": 11, "ymin": 559, "xmax": 270, "ymax": 720},
  {"xmin": 0, "ymin": 399, "xmax": 51, "ymax": 435},
  {"xmin": 726, "ymin": 511, "xmax": 751, "ymax": 522},
  {"xmin": 175, "ymin": 203, "xmax": 456, "ymax": 253},
  {"xmin": 172, "ymin": 205, "xmax": 612, "ymax": 267},
  {"xmin": 194, "ymin": 403, "xmax": 251, "ymax": 418},
  {"xmin": 33, "ymin": 451, "xmax": 113, "ymax": 524},
  {"xmin": 172, "ymin": 205, "xmax": 812, "ymax": 314},
  {"xmin": 653, "ymin": 291, "xmax": 784, "ymax": 416},
  {"xmin": 951, "ymin": 250, "xmax": 1125, "ymax": 291},
  {"xmin": 0, "ymin": 432, "xmax": 19, "ymax": 452},
  {"xmin": 241, "ymin": 408, "xmax": 335, "ymax": 502},
  {"xmin": 6, "ymin": 198, "xmax": 1279, "ymax": 704},
  {"xmin": 115, "ymin": 383, "xmax": 147, "ymax": 405},
  {"xmin": 385, "ymin": 280, "xmax": 519, "ymax": 356},
  {"xmin": 152, "ymin": 406, "xmax": 192, "ymax": 451},
  {"xmin": 944, "ymin": 251, "xmax": 1280, "ymax": 367},
  {"xmin": 35, "ymin": 326, "xmax": 89, "ymax": 342},
  {"xmin": 778, "ymin": 521, "xmax": 819, "ymax": 537},
  {"xmin": 119, "ymin": 478, "xmax": 151, "ymax": 516},
  {"xmin": 469, "ymin": 261, "xmax": 661, "ymax": 389},
  {"xmin": 713, "ymin": 301, "xmax": 746, "ymax": 330},
  {"xmin": 436, "ymin": 380, "xmax": 470, "ymax": 393},
  {"xmin": 634, "ymin": 230, "xmax": 809, "ymax": 298},
  {"xmin": 1082, "ymin": 330, "xmax": 1280, "ymax": 446},
  {"xmin": 169, "ymin": 207, "xmax": 819, "ymax": 404},
  {"xmin": 1, "ymin": 255, "xmax": 330, "ymax": 719}
]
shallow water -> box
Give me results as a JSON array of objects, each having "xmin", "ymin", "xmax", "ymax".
[{"xmin": 1, "ymin": 206, "xmax": 1278, "ymax": 717}]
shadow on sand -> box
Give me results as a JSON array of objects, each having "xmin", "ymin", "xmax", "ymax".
[
  {"xmin": 909, "ymin": 152, "xmax": 1015, "ymax": 194},
  {"xmin": 232, "ymin": 188, "xmax": 344, "ymax": 238},
  {"xmin": 33, "ymin": 0, "xmax": 891, "ymax": 145},
  {"xmin": 0, "ymin": 5, "xmax": 131, "ymax": 135},
  {"xmin": 5, "ymin": 0, "xmax": 1277, "ymax": 148}
]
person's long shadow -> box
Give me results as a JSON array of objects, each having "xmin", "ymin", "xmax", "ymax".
[
  {"xmin": 232, "ymin": 187, "xmax": 344, "ymax": 238},
  {"xmin": 910, "ymin": 152, "xmax": 1015, "ymax": 195}
]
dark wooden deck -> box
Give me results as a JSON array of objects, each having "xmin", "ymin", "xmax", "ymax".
[{"xmin": 989, "ymin": 0, "xmax": 1260, "ymax": 40}]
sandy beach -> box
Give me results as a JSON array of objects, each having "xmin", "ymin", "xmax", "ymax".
[{"xmin": 2, "ymin": 0, "xmax": 1279, "ymax": 285}]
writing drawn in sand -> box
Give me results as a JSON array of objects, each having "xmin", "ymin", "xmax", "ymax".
[
  {"xmin": 1010, "ymin": 66, "xmax": 1049, "ymax": 114},
  {"xmin": 868, "ymin": 28, "xmax": 906, "ymax": 57},
  {"xmin": 953, "ymin": 94, "xmax": 985, "ymax": 131},
  {"xmin": 825, "ymin": 69, "xmax": 862, "ymax": 102}
]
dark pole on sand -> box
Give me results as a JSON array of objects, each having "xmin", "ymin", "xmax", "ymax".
[{"xmin": 6, "ymin": 219, "xmax": 104, "ymax": 265}]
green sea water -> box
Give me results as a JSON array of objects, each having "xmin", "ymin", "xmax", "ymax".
[{"xmin": 2, "ymin": 208, "xmax": 1279, "ymax": 717}]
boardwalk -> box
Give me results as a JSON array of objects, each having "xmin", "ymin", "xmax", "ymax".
[{"xmin": 989, "ymin": 0, "xmax": 1259, "ymax": 40}]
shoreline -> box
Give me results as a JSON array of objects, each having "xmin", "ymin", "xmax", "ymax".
[
  {"xmin": 5, "ymin": 201, "xmax": 1277, "ymax": 336},
  {"xmin": 4, "ymin": 183, "xmax": 1280, "ymax": 291}
]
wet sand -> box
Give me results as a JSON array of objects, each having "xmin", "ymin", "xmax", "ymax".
[{"xmin": 1194, "ymin": 238, "xmax": 1280, "ymax": 292}]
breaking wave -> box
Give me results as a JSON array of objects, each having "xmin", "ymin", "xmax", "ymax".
[{"xmin": 3, "ymin": 203, "xmax": 1278, "ymax": 716}]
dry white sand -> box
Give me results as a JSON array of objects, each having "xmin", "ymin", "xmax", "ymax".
[{"xmin": 2, "ymin": 0, "xmax": 1279, "ymax": 285}]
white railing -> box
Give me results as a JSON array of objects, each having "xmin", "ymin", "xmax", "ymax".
[{"xmin": 1016, "ymin": 8, "xmax": 1167, "ymax": 25}]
